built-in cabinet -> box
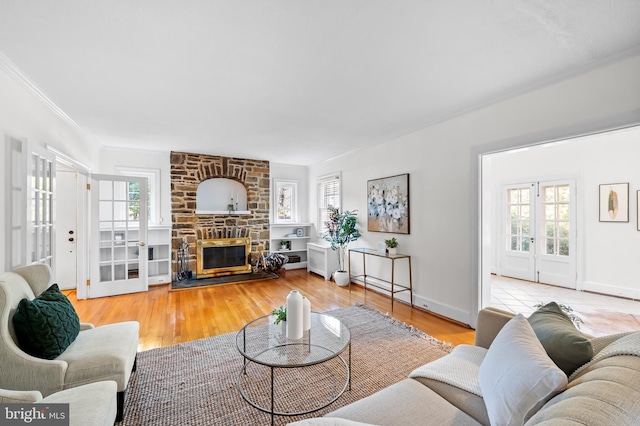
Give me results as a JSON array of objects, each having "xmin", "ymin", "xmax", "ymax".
[
  {"xmin": 269, "ymin": 223, "xmax": 311, "ymax": 270},
  {"xmin": 147, "ymin": 226, "xmax": 171, "ymax": 284},
  {"xmin": 97, "ymin": 225, "xmax": 171, "ymax": 287}
]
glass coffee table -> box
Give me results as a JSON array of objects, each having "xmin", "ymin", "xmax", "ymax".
[{"xmin": 236, "ymin": 312, "xmax": 351, "ymax": 425}]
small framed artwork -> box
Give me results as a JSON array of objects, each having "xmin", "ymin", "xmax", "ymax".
[
  {"xmin": 295, "ymin": 228, "xmax": 303, "ymax": 237},
  {"xmin": 637, "ymin": 191, "xmax": 640, "ymax": 231},
  {"xmin": 599, "ymin": 183, "xmax": 629, "ymax": 222},
  {"xmin": 367, "ymin": 173, "xmax": 410, "ymax": 234}
]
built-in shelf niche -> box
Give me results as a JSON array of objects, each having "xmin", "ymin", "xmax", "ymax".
[{"xmin": 195, "ymin": 178, "xmax": 250, "ymax": 214}]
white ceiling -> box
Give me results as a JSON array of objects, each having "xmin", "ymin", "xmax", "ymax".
[{"xmin": 0, "ymin": 1, "xmax": 639, "ymax": 165}]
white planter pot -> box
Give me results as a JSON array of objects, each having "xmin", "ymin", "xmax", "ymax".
[
  {"xmin": 334, "ymin": 270, "xmax": 350, "ymax": 286},
  {"xmin": 387, "ymin": 247, "xmax": 397, "ymax": 255},
  {"xmin": 270, "ymin": 319, "xmax": 286, "ymax": 344}
]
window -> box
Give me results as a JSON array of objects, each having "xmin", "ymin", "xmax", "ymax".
[
  {"xmin": 318, "ymin": 172, "xmax": 341, "ymax": 234},
  {"xmin": 273, "ymin": 179, "xmax": 298, "ymax": 223},
  {"xmin": 114, "ymin": 167, "xmax": 160, "ymax": 225}
]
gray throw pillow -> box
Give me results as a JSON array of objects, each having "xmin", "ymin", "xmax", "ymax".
[{"xmin": 528, "ymin": 302, "xmax": 593, "ymax": 376}]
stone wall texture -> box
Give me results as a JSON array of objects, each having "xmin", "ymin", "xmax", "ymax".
[{"xmin": 170, "ymin": 151, "xmax": 270, "ymax": 279}]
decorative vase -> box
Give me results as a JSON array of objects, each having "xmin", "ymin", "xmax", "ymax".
[
  {"xmin": 334, "ymin": 271, "xmax": 350, "ymax": 287},
  {"xmin": 286, "ymin": 290, "xmax": 303, "ymax": 339},
  {"xmin": 302, "ymin": 296, "xmax": 311, "ymax": 331},
  {"xmin": 387, "ymin": 247, "xmax": 397, "ymax": 255}
]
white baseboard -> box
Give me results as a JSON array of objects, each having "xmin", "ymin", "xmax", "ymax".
[
  {"xmin": 413, "ymin": 293, "xmax": 473, "ymax": 327},
  {"xmin": 582, "ymin": 281, "xmax": 640, "ymax": 300},
  {"xmin": 350, "ymin": 276, "xmax": 473, "ymax": 327}
]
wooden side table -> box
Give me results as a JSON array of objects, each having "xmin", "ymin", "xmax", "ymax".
[{"xmin": 348, "ymin": 248, "xmax": 413, "ymax": 310}]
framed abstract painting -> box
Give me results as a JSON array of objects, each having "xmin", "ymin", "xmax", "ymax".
[
  {"xmin": 599, "ymin": 182, "xmax": 629, "ymax": 222},
  {"xmin": 367, "ymin": 173, "xmax": 410, "ymax": 234}
]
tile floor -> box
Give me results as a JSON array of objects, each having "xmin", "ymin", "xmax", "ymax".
[{"xmin": 490, "ymin": 274, "xmax": 640, "ymax": 336}]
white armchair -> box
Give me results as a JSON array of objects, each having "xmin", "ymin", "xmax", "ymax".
[
  {"xmin": 0, "ymin": 381, "xmax": 118, "ymax": 426},
  {"xmin": 0, "ymin": 264, "xmax": 139, "ymax": 421}
]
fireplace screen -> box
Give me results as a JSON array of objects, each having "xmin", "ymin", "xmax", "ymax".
[
  {"xmin": 202, "ymin": 246, "xmax": 246, "ymax": 269},
  {"xmin": 196, "ymin": 238, "xmax": 252, "ymax": 278}
]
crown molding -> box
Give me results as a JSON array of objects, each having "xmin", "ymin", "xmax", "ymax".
[{"xmin": 0, "ymin": 50, "xmax": 84, "ymax": 133}]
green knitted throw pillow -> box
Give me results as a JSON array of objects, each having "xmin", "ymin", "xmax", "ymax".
[
  {"xmin": 12, "ymin": 284, "xmax": 80, "ymax": 359},
  {"xmin": 528, "ymin": 302, "xmax": 593, "ymax": 376}
]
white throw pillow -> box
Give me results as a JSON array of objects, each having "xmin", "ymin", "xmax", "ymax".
[
  {"xmin": 287, "ymin": 419, "xmax": 375, "ymax": 426},
  {"xmin": 479, "ymin": 314, "xmax": 567, "ymax": 426}
]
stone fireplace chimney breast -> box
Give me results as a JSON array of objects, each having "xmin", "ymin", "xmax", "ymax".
[{"xmin": 170, "ymin": 152, "xmax": 269, "ymax": 281}]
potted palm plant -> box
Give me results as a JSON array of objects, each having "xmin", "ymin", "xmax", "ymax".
[{"xmin": 323, "ymin": 206, "xmax": 361, "ymax": 286}]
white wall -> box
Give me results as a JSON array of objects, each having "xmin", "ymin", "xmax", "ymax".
[
  {"xmin": 270, "ymin": 163, "xmax": 309, "ymax": 223},
  {"xmin": 308, "ymin": 53, "xmax": 640, "ymax": 326},
  {"xmin": 488, "ymin": 126, "xmax": 640, "ymax": 298},
  {"xmin": 0, "ymin": 67, "xmax": 97, "ymax": 273}
]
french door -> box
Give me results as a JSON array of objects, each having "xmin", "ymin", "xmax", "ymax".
[
  {"xmin": 28, "ymin": 144, "xmax": 56, "ymax": 271},
  {"xmin": 89, "ymin": 174, "xmax": 148, "ymax": 298},
  {"xmin": 4, "ymin": 140, "xmax": 56, "ymax": 274},
  {"xmin": 500, "ymin": 179, "xmax": 576, "ymax": 288}
]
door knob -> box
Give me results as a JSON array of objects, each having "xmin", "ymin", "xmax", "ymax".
[{"xmin": 139, "ymin": 242, "xmax": 145, "ymax": 247}]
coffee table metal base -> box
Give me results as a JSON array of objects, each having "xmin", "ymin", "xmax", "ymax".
[{"xmin": 237, "ymin": 342, "xmax": 351, "ymax": 425}]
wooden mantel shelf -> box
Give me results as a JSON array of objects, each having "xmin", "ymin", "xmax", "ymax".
[{"xmin": 195, "ymin": 210, "xmax": 252, "ymax": 215}]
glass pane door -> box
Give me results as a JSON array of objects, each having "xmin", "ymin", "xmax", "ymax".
[
  {"xmin": 90, "ymin": 174, "xmax": 148, "ymax": 298},
  {"xmin": 500, "ymin": 183, "xmax": 535, "ymax": 281},
  {"xmin": 537, "ymin": 180, "xmax": 576, "ymax": 288},
  {"xmin": 506, "ymin": 186, "xmax": 532, "ymax": 253},
  {"xmin": 541, "ymin": 184, "xmax": 570, "ymax": 256},
  {"xmin": 500, "ymin": 180, "xmax": 576, "ymax": 288}
]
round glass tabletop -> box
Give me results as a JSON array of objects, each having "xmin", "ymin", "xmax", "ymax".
[{"xmin": 236, "ymin": 311, "xmax": 351, "ymax": 368}]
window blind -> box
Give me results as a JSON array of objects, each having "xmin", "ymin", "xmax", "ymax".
[{"xmin": 318, "ymin": 173, "xmax": 341, "ymax": 233}]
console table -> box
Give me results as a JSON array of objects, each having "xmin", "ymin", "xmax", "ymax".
[{"xmin": 348, "ymin": 248, "xmax": 413, "ymax": 311}]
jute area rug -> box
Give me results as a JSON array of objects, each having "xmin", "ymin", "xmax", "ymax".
[{"xmin": 121, "ymin": 304, "xmax": 452, "ymax": 426}]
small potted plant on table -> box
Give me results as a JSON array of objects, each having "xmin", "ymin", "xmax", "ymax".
[
  {"xmin": 385, "ymin": 237, "xmax": 398, "ymax": 255},
  {"xmin": 271, "ymin": 306, "xmax": 287, "ymax": 324}
]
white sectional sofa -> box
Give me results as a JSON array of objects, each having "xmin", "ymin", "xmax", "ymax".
[{"xmin": 291, "ymin": 306, "xmax": 640, "ymax": 426}]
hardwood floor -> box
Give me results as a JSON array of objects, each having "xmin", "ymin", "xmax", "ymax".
[{"xmin": 64, "ymin": 269, "xmax": 475, "ymax": 351}]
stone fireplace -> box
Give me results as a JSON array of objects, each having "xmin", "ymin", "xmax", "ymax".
[{"xmin": 170, "ymin": 152, "xmax": 270, "ymax": 281}]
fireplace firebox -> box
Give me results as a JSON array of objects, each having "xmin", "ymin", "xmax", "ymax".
[{"xmin": 196, "ymin": 238, "xmax": 252, "ymax": 278}]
